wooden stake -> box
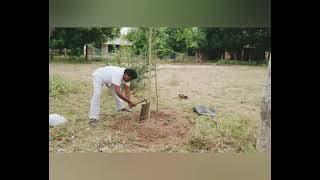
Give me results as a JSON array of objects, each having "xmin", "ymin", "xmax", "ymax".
[{"xmin": 139, "ymin": 102, "xmax": 150, "ymax": 122}]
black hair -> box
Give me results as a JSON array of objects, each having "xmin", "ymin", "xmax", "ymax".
[{"xmin": 124, "ymin": 68, "xmax": 138, "ymax": 79}]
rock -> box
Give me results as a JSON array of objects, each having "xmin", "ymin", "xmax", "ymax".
[
  {"xmin": 99, "ymin": 146, "xmax": 109, "ymax": 152},
  {"xmin": 57, "ymin": 148, "xmax": 64, "ymax": 153},
  {"xmin": 49, "ymin": 114, "xmax": 67, "ymax": 126}
]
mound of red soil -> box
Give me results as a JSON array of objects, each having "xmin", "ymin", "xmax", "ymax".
[{"xmin": 109, "ymin": 110, "xmax": 191, "ymax": 144}]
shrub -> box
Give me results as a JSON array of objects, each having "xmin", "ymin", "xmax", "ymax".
[
  {"xmin": 49, "ymin": 75, "xmax": 77, "ymax": 97},
  {"xmin": 216, "ymin": 60, "xmax": 267, "ymax": 66}
]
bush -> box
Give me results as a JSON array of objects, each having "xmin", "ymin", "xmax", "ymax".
[
  {"xmin": 93, "ymin": 57, "xmax": 105, "ymax": 62},
  {"xmin": 49, "ymin": 75, "xmax": 77, "ymax": 97},
  {"xmin": 66, "ymin": 56, "xmax": 88, "ymax": 63},
  {"xmin": 216, "ymin": 60, "xmax": 267, "ymax": 66},
  {"xmin": 127, "ymin": 63, "xmax": 150, "ymax": 90},
  {"xmin": 106, "ymin": 47, "xmax": 151, "ymax": 90},
  {"xmin": 49, "ymin": 39, "xmax": 64, "ymax": 49},
  {"xmin": 105, "ymin": 55, "xmax": 121, "ymax": 66},
  {"xmin": 49, "ymin": 56, "xmax": 91, "ymax": 64},
  {"xmin": 106, "ymin": 60, "xmax": 150, "ymax": 90}
]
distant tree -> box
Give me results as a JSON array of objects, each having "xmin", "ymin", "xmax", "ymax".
[{"xmin": 49, "ymin": 28, "xmax": 120, "ymax": 56}]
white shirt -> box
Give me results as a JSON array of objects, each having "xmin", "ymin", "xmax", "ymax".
[{"xmin": 92, "ymin": 66, "xmax": 130, "ymax": 87}]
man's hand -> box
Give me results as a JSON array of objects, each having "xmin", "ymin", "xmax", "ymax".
[
  {"xmin": 114, "ymin": 85, "xmax": 136, "ymax": 108},
  {"xmin": 128, "ymin": 101, "xmax": 135, "ymax": 108}
]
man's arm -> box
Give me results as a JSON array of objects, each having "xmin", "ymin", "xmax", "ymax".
[
  {"xmin": 124, "ymin": 84, "xmax": 130, "ymax": 101},
  {"xmin": 113, "ymin": 85, "xmax": 134, "ymax": 107}
]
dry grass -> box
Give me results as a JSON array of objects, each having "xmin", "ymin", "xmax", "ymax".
[
  {"xmin": 148, "ymin": 64, "xmax": 267, "ymax": 153},
  {"xmin": 49, "ymin": 63, "xmax": 267, "ymax": 153}
]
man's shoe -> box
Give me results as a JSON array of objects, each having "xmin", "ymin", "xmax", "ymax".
[
  {"xmin": 89, "ymin": 118, "xmax": 98, "ymax": 127},
  {"xmin": 118, "ymin": 108, "xmax": 132, "ymax": 112}
]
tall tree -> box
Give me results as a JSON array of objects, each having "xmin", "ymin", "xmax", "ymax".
[
  {"xmin": 126, "ymin": 27, "xmax": 149, "ymax": 57},
  {"xmin": 127, "ymin": 27, "xmax": 172, "ymax": 59},
  {"xmin": 127, "ymin": 27, "xmax": 271, "ymax": 61},
  {"xmin": 49, "ymin": 28, "xmax": 120, "ymax": 56}
]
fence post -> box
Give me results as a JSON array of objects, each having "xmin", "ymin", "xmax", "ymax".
[{"xmin": 256, "ymin": 55, "xmax": 271, "ymax": 152}]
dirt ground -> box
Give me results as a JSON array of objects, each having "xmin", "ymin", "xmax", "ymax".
[
  {"xmin": 153, "ymin": 64, "xmax": 266, "ymax": 117},
  {"xmin": 49, "ymin": 62, "xmax": 267, "ymax": 153},
  {"xmin": 49, "ymin": 63, "xmax": 103, "ymax": 82},
  {"xmin": 101, "ymin": 109, "xmax": 191, "ymax": 151}
]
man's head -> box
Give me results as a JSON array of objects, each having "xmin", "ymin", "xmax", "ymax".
[{"xmin": 123, "ymin": 68, "xmax": 138, "ymax": 82}]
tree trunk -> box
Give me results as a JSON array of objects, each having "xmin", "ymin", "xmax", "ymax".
[
  {"xmin": 49, "ymin": 27, "xmax": 54, "ymax": 41},
  {"xmin": 63, "ymin": 48, "xmax": 68, "ymax": 57},
  {"xmin": 241, "ymin": 49, "xmax": 244, "ymax": 60},
  {"xmin": 236, "ymin": 50, "xmax": 241, "ymax": 60},
  {"xmin": 267, "ymin": 51, "xmax": 271, "ymax": 62},
  {"xmin": 220, "ymin": 51, "xmax": 224, "ymax": 60},
  {"xmin": 230, "ymin": 52, "xmax": 234, "ymax": 60},
  {"xmin": 195, "ymin": 52, "xmax": 198, "ymax": 62},
  {"xmin": 222, "ymin": 50, "xmax": 225, "ymax": 60},
  {"xmin": 85, "ymin": 45, "xmax": 88, "ymax": 61},
  {"xmin": 256, "ymin": 55, "xmax": 271, "ymax": 152},
  {"xmin": 147, "ymin": 28, "xmax": 153, "ymax": 121}
]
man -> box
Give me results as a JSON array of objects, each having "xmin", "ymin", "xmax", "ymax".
[{"xmin": 89, "ymin": 66, "xmax": 138, "ymax": 127}]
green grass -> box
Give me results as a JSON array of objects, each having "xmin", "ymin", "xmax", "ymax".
[
  {"xmin": 49, "ymin": 75, "xmax": 129, "ymax": 152},
  {"xmin": 185, "ymin": 111, "xmax": 257, "ymax": 153},
  {"xmin": 216, "ymin": 60, "xmax": 267, "ymax": 66},
  {"xmin": 49, "ymin": 75, "xmax": 80, "ymax": 97},
  {"xmin": 49, "ymin": 55, "xmax": 106, "ymax": 64},
  {"xmin": 157, "ymin": 59, "xmax": 216, "ymax": 65},
  {"xmin": 49, "ymin": 63, "xmax": 262, "ymax": 153}
]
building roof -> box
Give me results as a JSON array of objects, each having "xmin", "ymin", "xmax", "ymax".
[{"xmin": 104, "ymin": 37, "xmax": 132, "ymax": 46}]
